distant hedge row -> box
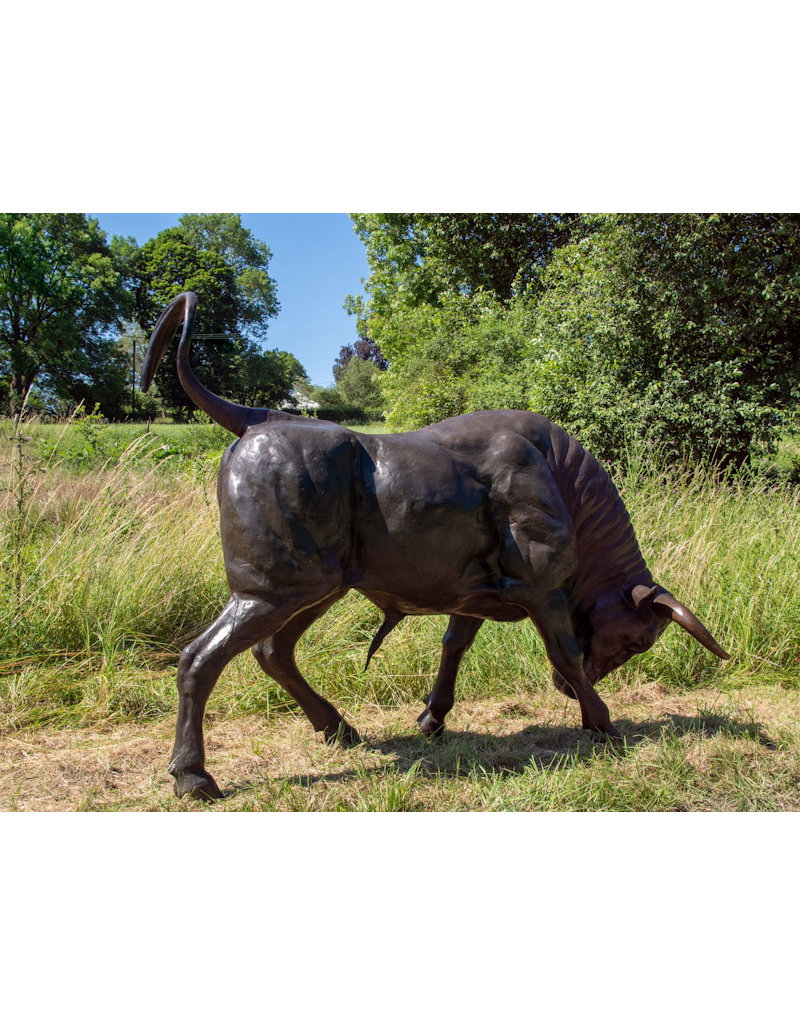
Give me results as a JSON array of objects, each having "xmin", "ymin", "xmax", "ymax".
[{"xmin": 281, "ymin": 407, "xmax": 384, "ymax": 425}]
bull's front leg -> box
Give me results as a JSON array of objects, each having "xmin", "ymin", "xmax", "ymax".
[
  {"xmin": 529, "ymin": 589, "xmax": 620, "ymax": 739},
  {"xmin": 418, "ymin": 615, "xmax": 482, "ymax": 737}
]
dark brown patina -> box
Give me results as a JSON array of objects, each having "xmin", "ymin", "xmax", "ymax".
[{"xmin": 142, "ymin": 292, "xmax": 729, "ymax": 800}]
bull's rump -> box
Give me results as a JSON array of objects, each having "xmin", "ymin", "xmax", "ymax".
[{"xmin": 217, "ymin": 421, "xmax": 359, "ymax": 595}]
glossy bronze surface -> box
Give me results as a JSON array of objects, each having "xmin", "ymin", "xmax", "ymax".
[{"xmin": 142, "ymin": 292, "xmax": 729, "ymax": 800}]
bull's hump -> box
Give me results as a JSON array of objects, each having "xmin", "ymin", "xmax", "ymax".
[{"xmin": 419, "ymin": 409, "xmax": 554, "ymax": 452}]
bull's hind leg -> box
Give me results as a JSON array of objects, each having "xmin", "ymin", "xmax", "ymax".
[
  {"xmin": 418, "ymin": 615, "xmax": 482, "ymax": 738},
  {"xmin": 170, "ymin": 593, "xmax": 311, "ymax": 800},
  {"xmin": 252, "ymin": 595, "xmax": 361, "ymax": 746}
]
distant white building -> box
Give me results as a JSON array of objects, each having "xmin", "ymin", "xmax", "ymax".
[{"xmin": 289, "ymin": 387, "xmax": 320, "ymax": 411}]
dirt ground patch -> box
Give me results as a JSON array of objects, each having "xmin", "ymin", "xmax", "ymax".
[{"xmin": 2, "ymin": 684, "xmax": 797, "ymax": 811}]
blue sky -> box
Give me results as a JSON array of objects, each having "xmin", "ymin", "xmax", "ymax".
[{"xmin": 89, "ymin": 213, "xmax": 370, "ymax": 386}]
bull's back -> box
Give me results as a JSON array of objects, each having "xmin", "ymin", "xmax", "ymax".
[
  {"xmin": 351, "ymin": 433, "xmax": 498, "ymax": 606},
  {"xmin": 353, "ymin": 413, "xmax": 576, "ymax": 613},
  {"xmin": 215, "ymin": 410, "xmax": 577, "ymax": 615}
]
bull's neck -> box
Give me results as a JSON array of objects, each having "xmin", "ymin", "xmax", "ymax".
[{"xmin": 544, "ymin": 424, "xmax": 652, "ymax": 612}]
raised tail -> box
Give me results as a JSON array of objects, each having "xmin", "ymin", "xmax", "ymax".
[{"xmin": 140, "ymin": 291, "xmax": 294, "ymax": 436}]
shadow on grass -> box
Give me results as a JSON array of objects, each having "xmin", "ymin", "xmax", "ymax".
[
  {"xmin": 221, "ymin": 707, "xmax": 774, "ymax": 798},
  {"xmin": 661, "ymin": 712, "xmax": 777, "ymax": 749}
]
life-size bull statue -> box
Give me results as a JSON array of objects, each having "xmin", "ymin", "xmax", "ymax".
[{"xmin": 142, "ymin": 292, "xmax": 729, "ymax": 800}]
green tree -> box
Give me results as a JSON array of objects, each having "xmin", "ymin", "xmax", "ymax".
[
  {"xmin": 348, "ymin": 212, "xmax": 800, "ymax": 463},
  {"xmin": 310, "ymin": 383, "xmax": 345, "ymax": 409},
  {"xmin": 0, "ymin": 213, "xmax": 130, "ymax": 416},
  {"xmin": 336, "ymin": 355, "xmax": 384, "ymax": 409},
  {"xmin": 346, "ymin": 213, "xmax": 580, "ymax": 429},
  {"xmin": 376, "ymin": 291, "xmax": 530, "ymax": 429},
  {"xmin": 346, "ymin": 213, "xmax": 579, "ymax": 337},
  {"xmin": 176, "ymin": 213, "xmax": 279, "ymax": 338},
  {"xmin": 226, "ymin": 342, "xmax": 307, "ymax": 409}
]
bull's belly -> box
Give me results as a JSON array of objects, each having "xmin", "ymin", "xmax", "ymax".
[
  {"xmin": 350, "ymin": 529, "xmax": 570, "ymax": 621},
  {"xmin": 353, "ymin": 577, "xmax": 530, "ymax": 622}
]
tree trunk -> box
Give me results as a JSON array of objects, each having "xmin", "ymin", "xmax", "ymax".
[{"xmin": 8, "ymin": 369, "xmax": 39, "ymax": 418}]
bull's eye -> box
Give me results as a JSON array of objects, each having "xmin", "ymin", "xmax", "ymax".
[{"xmin": 630, "ymin": 628, "xmax": 656, "ymax": 654}]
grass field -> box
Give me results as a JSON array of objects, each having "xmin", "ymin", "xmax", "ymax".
[{"xmin": 1, "ymin": 416, "xmax": 799, "ymax": 811}]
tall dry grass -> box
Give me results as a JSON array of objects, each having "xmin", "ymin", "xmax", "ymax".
[{"xmin": 1, "ymin": 436, "xmax": 225, "ymax": 658}]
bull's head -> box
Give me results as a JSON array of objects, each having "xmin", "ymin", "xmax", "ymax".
[{"xmin": 557, "ymin": 583, "xmax": 730, "ymax": 695}]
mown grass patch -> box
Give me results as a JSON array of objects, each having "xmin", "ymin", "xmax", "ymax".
[{"xmin": 3, "ymin": 684, "xmax": 797, "ymax": 811}]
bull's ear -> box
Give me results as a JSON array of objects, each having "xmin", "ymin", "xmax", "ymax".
[{"xmin": 631, "ymin": 584, "xmax": 659, "ymax": 609}]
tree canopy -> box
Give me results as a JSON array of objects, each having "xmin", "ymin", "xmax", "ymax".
[
  {"xmin": 0, "ymin": 212, "xmax": 311, "ymax": 421},
  {"xmin": 176, "ymin": 213, "xmax": 279, "ymax": 337},
  {"xmin": 528, "ymin": 213, "xmax": 800, "ymax": 465},
  {"xmin": 332, "ymin": 336, "xmax": 388, "ymax": 381},
  {"xmin": 0, "ymin": 214, "xmax": 130, "ymax": 416},
  {"xmin": 124, "ymin": 214, "xmax": 299, "ymax": 417},
  {"xmin": 335, "ymin": 354, "xmax": 384, "ymax": 409},
  {"xmin": 346, "ymin": 213, "xmax": 578, "ymax": 331}
]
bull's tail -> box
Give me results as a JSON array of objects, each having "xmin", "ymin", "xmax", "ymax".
[{"xmin": 140, "ymin": 291, "xmax": 291, "ymax": 436}]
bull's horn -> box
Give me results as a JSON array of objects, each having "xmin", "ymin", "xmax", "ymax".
[{"xmin": 652, "ymin": 590, "xmax": 730, "ymax": 660}]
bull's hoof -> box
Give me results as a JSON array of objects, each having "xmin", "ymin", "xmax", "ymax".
[
  {"xmin": 417, "ymin": 709, "xmax": 445, "ymax": 739},
  {"xmin": 586, "ymin": 723, "xmax": 622, "ymax": 742},
  {"xmin": 323, "ymin": 720, "xmax": 361, "ymax": 747},
  {"xmin": 171, "ymin": 769, "xmax": 223, "ymax": 802}
]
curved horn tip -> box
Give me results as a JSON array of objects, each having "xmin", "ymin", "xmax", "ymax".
[{"xmin": 652, "ymin": 591, "xmax": 730, "ymax": 660}]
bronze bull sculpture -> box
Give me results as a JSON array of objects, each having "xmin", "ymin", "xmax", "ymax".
[{"xmin": 142, "ymin": 291, "xmax": 729, "ymax": 800}]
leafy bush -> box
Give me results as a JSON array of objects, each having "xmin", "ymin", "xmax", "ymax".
[
  {"xmin": 352, "ymin": 213, "xmax": 800, "ymax": 468},
  {"xmin": 525, "ymin": 216, "xmax": 793, "ymax": 466},
  {"xmin": 378, "ymin": 293, "xmax": 530, "ymax": 430}
]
